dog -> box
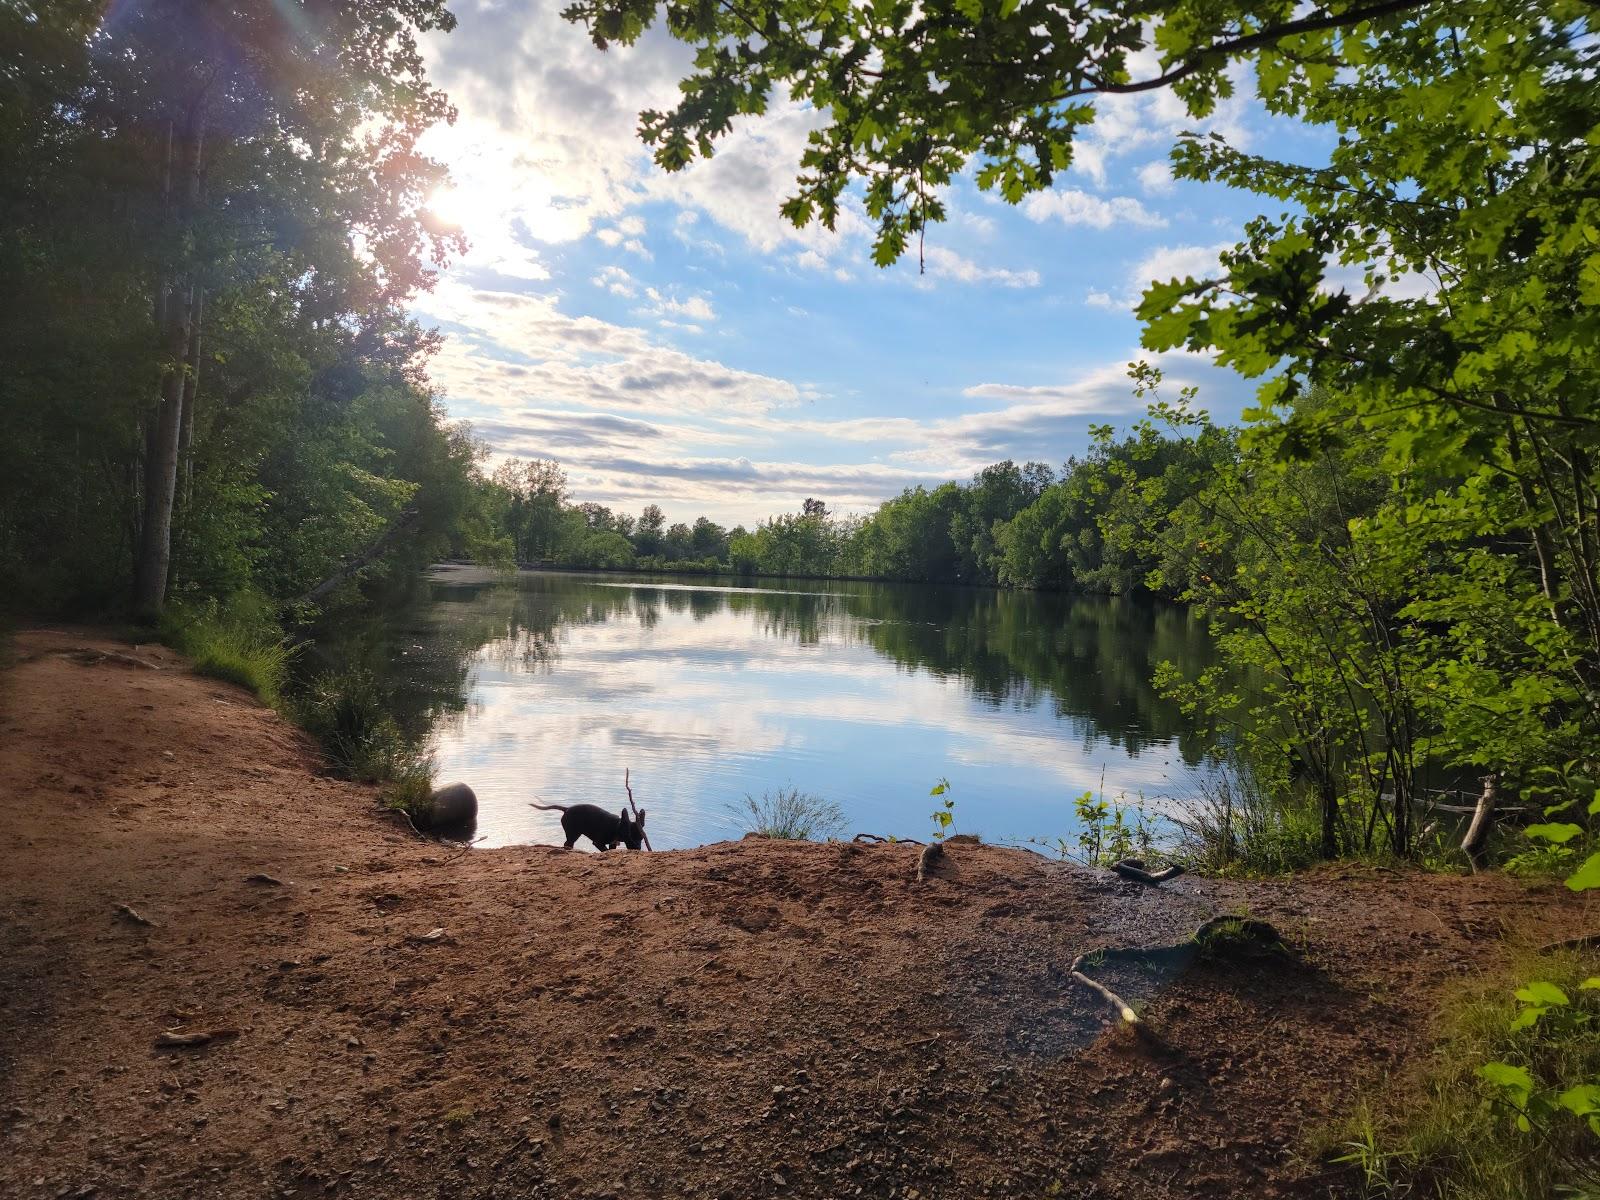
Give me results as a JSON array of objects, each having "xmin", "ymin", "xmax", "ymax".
[{"xmin": 529, "ymin": 802, "xmax": 646, "ymax": 851}]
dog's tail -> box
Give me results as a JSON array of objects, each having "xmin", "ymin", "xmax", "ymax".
[{"xmin": 528, "ymin": 802, "xmax": 569, "ymax": 813}]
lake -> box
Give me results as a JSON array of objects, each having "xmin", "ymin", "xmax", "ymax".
[{"xmin": 312, "ymin": 566, "xmax": 1229, "ymax": 851}]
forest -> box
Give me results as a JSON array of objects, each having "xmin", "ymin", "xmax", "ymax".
[{"xmin": 2, "ymin": 1, "xmax": 1599, "ymax": 1194}]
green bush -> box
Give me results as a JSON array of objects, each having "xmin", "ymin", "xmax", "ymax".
[
  {"xmin": 292, "ymin": 667, "xmax": 414, "ymax": 782},
  {"xmin": 726, "ymin": 788, "xmax": 844, "ymax": 840}
]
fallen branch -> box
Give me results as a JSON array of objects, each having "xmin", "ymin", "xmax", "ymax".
[
  {"xmin": 1066, "ymin": 917, "xmax": 1288, "ymax": 1025},
  {"xmin": 1461, "ymin": 773, "xmax": 1499, "ymax": 873},
  {"xmin": 1110, "ymin": 859, "xmax": 1186, "ymax": 885},
  {"xmin": 64, "ymin": 648, "xmax": 162, "ymax": 671},
  {"xmin": 155, "ymin": 1027, "xmax": 239, "ymax": 1049},
  {"xmin": 623, "ymin": 768, "xmax": 653, "ymax": 851},
  {"xmin": 853, "ymin": 833, "xmax": 924, "ymax": 846},
  {"xmin": 294, "ymin": 507, "xmax": 421, "ymax": 608}
]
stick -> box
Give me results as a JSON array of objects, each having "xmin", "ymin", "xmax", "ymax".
[
  {"xmin": 623, "ymin": 768, "xmax": 653, "ymax": 851},
  {"xmin": 1068, "ymin": 963, "xmax": 1140, "ymax": 1025}
]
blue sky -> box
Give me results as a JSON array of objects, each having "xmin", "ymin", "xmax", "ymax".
[{"xmin": 411, "ymin": 0, "xmax": 1331, "ymax": 528}]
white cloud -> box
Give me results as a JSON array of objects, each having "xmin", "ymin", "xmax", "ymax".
[
  {"xmin": 1019, "ymin": 189, "xmax": 1167, "ymax": 230},
  {"xmin": 641, "ymin": 286, "xmax": 716, "ymax": 322},
  {"xmin": 592, "ymin": 265, "xmax": 637, "ymax": 297},
  {"xmin": 1137, "ymin": 161, "xmax": 1175, "ymax": 195},
  {"xmin": 918, "ymin": 246, "xmax": 1041, "ymax": 289}
]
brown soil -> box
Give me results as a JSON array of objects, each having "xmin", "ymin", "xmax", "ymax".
[{"xmin": 0, "ymin": 628, "xmax": 1581, "ymax": 1200}]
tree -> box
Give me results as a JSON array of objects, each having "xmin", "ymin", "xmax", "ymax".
[
  {"xmin": 1, "ymin": 0, "xmax": 463, "ymax": 617},
  {"xmin": 633, "ymin": 504, "xmax": 666, "ymax": 556},
  {"xmin": 691, "ymin": 516, "xmax": 729, "ymax": 560}
]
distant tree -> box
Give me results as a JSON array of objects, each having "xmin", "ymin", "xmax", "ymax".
[
  {"xmin": 663, "ymin": 521, "xmax": 694, "ymax": 560},
  {"xmin": 633, "ymin": 504, "xmax": 666, "ymax": 556},
  {"xmin": 691, "ymin": 516, "xmax": 729, "ymax": 560},
  {"xmin": 801, "ymin": 497, "xmax": 829, "ymax": 520},
  {"xmin": 576, "ymin": 502, "xmax": 615, "ymax": 531}
]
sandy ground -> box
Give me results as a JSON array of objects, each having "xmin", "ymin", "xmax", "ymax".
[{"xmin": 0, "ymin": 627, "xmax": 1583, "ymax": 1200}]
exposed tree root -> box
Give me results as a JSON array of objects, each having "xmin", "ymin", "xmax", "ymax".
[
  {"xmin": 1067, "ymin": 917, "xmax": 1288, "ymax": 1025},
  {"xmin": 853, "ymin": 833, "xmax": 924, "ymax": 846},
  {"xmin": 1110, "ymin": 858, "xmax": 1186, "ymax": 885}
]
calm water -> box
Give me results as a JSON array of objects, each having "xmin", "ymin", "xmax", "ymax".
[{"xmin": 313, "ymin": 566, "xmax": 1228, "ymax": 850}]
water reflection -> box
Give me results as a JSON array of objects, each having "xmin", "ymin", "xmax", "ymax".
[{"xmin": 311, "ymin": 567, "xmax": 1228, "ymax": 850}]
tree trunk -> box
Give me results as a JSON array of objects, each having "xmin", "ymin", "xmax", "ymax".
[
  {"xmin": 133, "ymin": 119, "xmax": 204, "ymax": 619},
  {"xmin": 1461, "ymin": 773, "xmax": 1499, "ymax": 873},
  {"xmin": 178, "ymin": 288, "xmax": 203, "ymax": 509}
]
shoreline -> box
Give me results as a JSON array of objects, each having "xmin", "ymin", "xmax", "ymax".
[{"xmin": 0, "ymin": 626, "xmax": 1580, "ymax": 1199}]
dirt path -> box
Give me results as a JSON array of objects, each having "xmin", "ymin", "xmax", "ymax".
[{"xmin": 0, "ymin": 628, "xmax": 1580, "ymax": 1200}]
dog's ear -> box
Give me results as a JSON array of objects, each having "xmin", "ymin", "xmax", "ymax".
[
  {"xmin": 636, "ymin": 808, "xmax": 646, "ymax": 827},
  {"xmin": 618, "ymin": 808, "xmax": 629, "ymax": 825}
]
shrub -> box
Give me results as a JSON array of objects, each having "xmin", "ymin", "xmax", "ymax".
[
  {"xmin": 292, "ymin": 667, "xmax": 414, "ymax": 782},
  {"xmin": 726, "ymin": 788, "xmax": 844, "ymax": 841}
]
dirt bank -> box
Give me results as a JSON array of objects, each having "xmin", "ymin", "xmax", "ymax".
[{"xmin": 0, "ymin": 628, "xmax": 1580, "ymax": 1200}]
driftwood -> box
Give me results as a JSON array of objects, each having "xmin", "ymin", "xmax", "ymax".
[
  {"xmin": 295, "ymin": 507, "xmax": 420, "ymax": 608},
  {"xmin": 1067, "ymin": 917, "xmax": 1287, "ymax": 1026},
  {"xmin": 623, "ymin": 768, "xmax": 653, "ymax": 851},
  {"xmin": 1109, "ymin": 859, "xmax": 1186, "ymax": 885},
  {"xmin": 1461, "ymin": 773, "xmax": 1500, "ymax": 873},
  {"xmin": 916, "ymin": 842, "xmax": 944, "ymax": 882}
]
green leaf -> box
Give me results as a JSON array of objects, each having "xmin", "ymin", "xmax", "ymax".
[
  {"xmin": 1479, "ymin": 1061, "xmax": 1534, "ymax": 1102},
  {"xmin": 1509, "ymin": 1006, "xmax": 1547, "ymax": 1031},
  {"xmin": 1558, "ymin": 1084, "xmax": 1600, "ymax": 1118},
  {"xmin": 1567, "ymin": 853, "xmax": 1600, "ymax": 892},
  {"xmin": 1525, "ymin": 823, "xmax": 1584, "ymax": 845},
  {"xmin": 1581, "ymin": 978, "xmax": 1600, "ymax": 991}
]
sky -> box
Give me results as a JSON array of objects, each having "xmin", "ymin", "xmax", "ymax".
[{"xmin": 411, "ymin": 0, "xmax": 1332, "ymax": 529}]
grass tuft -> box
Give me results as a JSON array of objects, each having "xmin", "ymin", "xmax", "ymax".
[
  {"xmin": 1169, "ymin": 760, "xmax": 1325, "ymax": 875},
  {"xmin": 159, "ymin": 592, "xmax": 292, "ymax": 706},
  {"xmin": 726, "ymin": 787, "xmax": 845, "ymax": 841}
]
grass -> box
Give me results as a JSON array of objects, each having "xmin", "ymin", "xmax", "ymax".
[
  {"xmin": 1168, "ymin": 760, "xmax": 1327, "ymax": 876},
  {"xmin": 158, "ymin": 591, "xmax": 292, "ymax": 706},
  {"xmin": 1325, "ymin": 949, "xmax": 1600, "ymax": 1198},
  {"xmin": 726, "ymin": 787, "xmax": 845, "ymax": 841}
]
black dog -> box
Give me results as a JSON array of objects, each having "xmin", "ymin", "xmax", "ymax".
[{"xmin": 529, "ymin": 802, "xmax": 646, "ymax": 851}]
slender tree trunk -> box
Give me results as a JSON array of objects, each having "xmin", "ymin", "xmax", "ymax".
[
  {"xmin": 1461, "ymin": 773, "xmax": 1499, "ymax": 872},
  {"xmin": 134, "ymin": 119, "xmax": 203, "ymax": 618},
  {"xmin": 178, "ymin": 287, "xmax": 203, "ymax": 509}
]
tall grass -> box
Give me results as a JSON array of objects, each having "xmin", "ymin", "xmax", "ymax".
[
  {"xmin": 159, "ymin": 591, "xmax": 291, "ymax": 706},
  {"xmin": 726, "ymin": 788, "xmax": 845, "ymax": 840},
  {"xmin": 1327, "ymin": 950, "xmax": 1600, "ymax": 1199},
  {"xmin": 1167, "ymin": 760, "xmax": 1325, "ymax": 874}
]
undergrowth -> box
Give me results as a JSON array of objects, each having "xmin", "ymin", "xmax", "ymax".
[
  {"xmin": 1327, "ymin": 950, "xmax": 1600, "ymax": 1199},
  {"xmin": 158, "ymin": 590, "xmax": 291, "ymax": 706},
  {"xmin": 726, "ymin": 787, "xmax": 844, "ymax": 840}
]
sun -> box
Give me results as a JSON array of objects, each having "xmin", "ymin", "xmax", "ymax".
[{"xmin": 425, "ymin": 184, "xmax": 477, "ymax": 232}]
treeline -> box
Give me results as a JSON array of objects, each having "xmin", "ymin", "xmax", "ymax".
[
  {"xmin": 485, "ymin": 430, "xmax": 1231, "ymax": 595},
  {"xmin": 1, "ymin": 2, "xmax": 485, "ymax": 622}
]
